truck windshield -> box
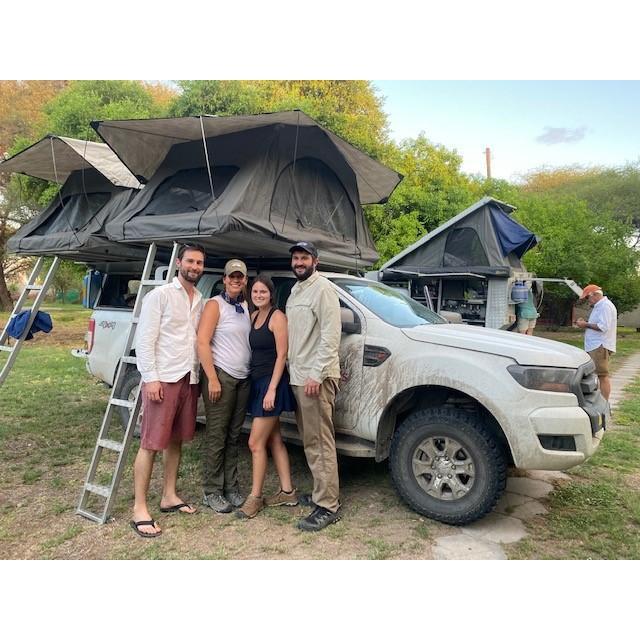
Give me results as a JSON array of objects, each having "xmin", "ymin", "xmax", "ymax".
[{"xmin": 332, "ymin": 279, "xmax": 446, "ymax": 327}]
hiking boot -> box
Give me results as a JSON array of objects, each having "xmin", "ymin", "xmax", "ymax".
[
  {"xmin": 202, "ymin": 492, "xmax": 232, "ymax": 514},
  {"xmin": 224, "ymin": 488, "xmax": 245, "ymax": 509},
  {"xmin": 297, "ymin": 506, "xmax": 342, "ymax": 532},
  {"xmin": 297, "ymin": 493, "xmax": 316, "ymax": 509},
  {"xmin": 235, "ymin": 495, "xmax": 264, "ymax": 519},
  {"xmin": 265, "ymin": 487, "xmax": 299, "ymax": 507}
]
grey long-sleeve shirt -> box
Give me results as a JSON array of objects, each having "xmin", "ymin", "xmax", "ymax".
[{"xmin": 286, "ymin": 271, "xmax": 341, "ymax": 385}]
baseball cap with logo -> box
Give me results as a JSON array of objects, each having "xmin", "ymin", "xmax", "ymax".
[
  {"xmin": 224, "ymin": 258, "xmax": 248, "ymax": 276},
  {"xmin": 579, "ymin": 284, "xmax": 603, "ymax": 300},
  {"xmin": 289, "ymin": 241, "xmax": 318, "ymax": 258}
]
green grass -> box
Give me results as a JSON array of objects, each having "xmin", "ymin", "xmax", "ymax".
[{"xmin": 508, "ymin": 377, "xmax": 640, "ymax": 559}]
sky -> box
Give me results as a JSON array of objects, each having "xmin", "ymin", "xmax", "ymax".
[{"xmin": 373, "ymin": 80, "xmax": 640, "ymax": 181}]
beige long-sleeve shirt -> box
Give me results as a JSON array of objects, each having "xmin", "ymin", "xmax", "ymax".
[{"xmin": 286, "ymin": 271, "xmax": 341, "ymax": 385}]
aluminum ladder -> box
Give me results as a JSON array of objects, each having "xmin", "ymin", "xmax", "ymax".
[
  {"xmin": 0, "ymin": 256, "xmax": 60, "ymax": 386},
  {"xmin": 77, "ymin": 242, "xmax": 179, "ymax": 524}
]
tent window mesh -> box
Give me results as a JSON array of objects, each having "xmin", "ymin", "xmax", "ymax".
[
  {"xmin": 443, "ymin": 227, "xmax": 489, "ymax": 267},
  {"xmin": 140, "ymin": 166, "xmax": 239, "ymax": 216},
  {"xmin": 33, "ymin": 192, "xmax": 110, "ymax": 236},
  {"xmin": 270, "ymin": 157, "xmax": 355, "ymax": 237}
]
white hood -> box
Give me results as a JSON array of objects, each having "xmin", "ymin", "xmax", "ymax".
[{"xmin": 401, "ymin": 324, "xmax": 590, "ymax": 368}]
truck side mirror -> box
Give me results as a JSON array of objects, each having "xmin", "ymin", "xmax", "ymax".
[{"xmin": 340, "ymin": 307, "xmax": 361, "ymax": 334}]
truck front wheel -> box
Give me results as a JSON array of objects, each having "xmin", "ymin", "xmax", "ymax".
[{"xmin": 389, "ymin": 407, "xmax": 507, "ymax": 525}]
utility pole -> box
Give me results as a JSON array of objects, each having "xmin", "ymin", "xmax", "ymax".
[{"xmin": 485, "ymin": 147, "xmax": 492, "ymax": 180}]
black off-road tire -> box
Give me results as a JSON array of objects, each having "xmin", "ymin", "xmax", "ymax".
[
  {"xmin": 389, "ymin": 406, "xmax": 507, "ymax": 525},
  {"xmin": 116, "ymin": 368, "xmax": 142, "ymax": 437}
]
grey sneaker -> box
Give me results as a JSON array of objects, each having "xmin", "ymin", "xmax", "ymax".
[
  {"xmin": 297, "ymin": 493, "xmax": 316, "ymax": 508},
  {"xmin": 265, "ymin": 487, "xmax": 299, "ymax": 507},
  {"xmin": 202, "ymin": 492, "xmax": 232, "ymax": 513},
  {"xmin": 297, "ymin": 506, "xmax": 342, "ymax": 532},
  {"xmin": 224, "ymin": 488, "xmax": 245, "ymax": 509}
]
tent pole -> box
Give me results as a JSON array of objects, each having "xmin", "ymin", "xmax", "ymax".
[{"xmin": 199, "ymin": 115, "xmax": 219, "ymax": 232}]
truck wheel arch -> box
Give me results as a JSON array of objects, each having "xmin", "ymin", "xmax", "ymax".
[{"xmin": 375, "ymin": 385, "xmax": 513, "ymax": 465}]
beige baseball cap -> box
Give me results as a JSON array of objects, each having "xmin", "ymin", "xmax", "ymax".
[{"xmin": 224, "ymin": 258, "xmax": 248, "ymax": 276}]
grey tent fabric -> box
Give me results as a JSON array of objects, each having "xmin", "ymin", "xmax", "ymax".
[
  {"xmin": 379, "ymin": 197, "xmax": 535, "ymax": 278},
  {"xmin": 100, "ymin": 113, "xmax": 389, "ymax": 269},
  {"xmin": 92, "ymin": 111, "xmax": 402, "ymax": 204},
  {"xmin": 2, "ymin": 136, "xmax": 149, "ymax": 262},
  {"xmin": 0, "ymin": 135, "xmax": 140, "ymax": 188}
]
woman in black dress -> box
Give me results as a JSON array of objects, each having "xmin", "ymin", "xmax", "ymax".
[{"xmin": 236, "ymin": 275, "xmax": 297, "ymax": 519}]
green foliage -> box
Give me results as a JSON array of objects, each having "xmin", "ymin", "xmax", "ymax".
[
  {"xmin": 169, "ymin": 80, "xmax": 390, "ymax": 157},
  {"xmin": 366, "ymin": 207, "xmax": 426, "ymax": 266},
  {"xmin": 381, "ymin": 135, "xmax": 476, "ymax": 232},
  {"xmin": 42, "ymin": 80, "xmax": 167, "ymax": 142},
  {"xmin": 523, "ymin": 163, "xmax": 640, "ymax": 233},
  {"xmin": 513, "ymin": 193, "xmax": 640, "ymax": 314}
]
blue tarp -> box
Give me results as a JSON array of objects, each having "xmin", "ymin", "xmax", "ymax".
[{"xmin": 489, "ymin": 205, "xmax": 538, "ymax": 258}]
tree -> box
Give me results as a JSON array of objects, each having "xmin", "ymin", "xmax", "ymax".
[
  {"xmin": 514, "ymin": 193, "xmax": 640, "ymax": 322},
  {"xmin": 522, "ymin": 163, "xmax": 640, "ymax": 245},
  {"xmin": 169, "ymin": 80, "xmax": 390, "ymax": 158},
  {"xmin": 362, "ymin": 134, "xmax": 477, "ymax": 261},
  {"xmin": 0, "ymin": 81, "xmax": 175, "ymax": 310}
]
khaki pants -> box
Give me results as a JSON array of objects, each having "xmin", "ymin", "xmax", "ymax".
[
  {"xmin": 201, "ymin": 367, "xmax": 250, "ymax": 495},
  {"xmin": 292, "ymin": 378, "xmax": 340, "ymax": 512}
]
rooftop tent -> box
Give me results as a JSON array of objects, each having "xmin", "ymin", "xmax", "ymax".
[
  {"xmin": 95, "ymin": 111, "xmax": 403, "ymax": 270},
  {"xmin": 1, "ymin": 135, "xmax": 150, "ymax": 263},
  {"xmin": 378, "ymin": 197, "xmax": 538, "ymax": 279}
]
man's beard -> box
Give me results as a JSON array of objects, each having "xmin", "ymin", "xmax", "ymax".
[
  {"xmin": 179, "ymin": 266, "xmax": 202, "ymax": 284},
  {"xmin": 292, "ymin": 264, "xmax": 315, "ymax": 281}
]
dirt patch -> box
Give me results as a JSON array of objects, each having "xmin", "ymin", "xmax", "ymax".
[{"xmin": 0, "ymin": 441, "xmax": 453, "ymax": 559}]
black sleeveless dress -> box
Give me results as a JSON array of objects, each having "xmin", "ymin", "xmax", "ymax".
[{"xmin": 247, "ymin": 308, "xmax": 297, "ymax": 417}]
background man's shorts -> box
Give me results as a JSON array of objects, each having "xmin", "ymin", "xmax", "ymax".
[
  {"xmin": 517, "ymin": 317, "xmax": 537, "ymax": 332},
  {"xmin": 140, "ymin": 373, "xmax": 198, "ymax": 451},
  {"xmin": 588, "ymin": 345, "xmax": 611, "ymax": 376}
]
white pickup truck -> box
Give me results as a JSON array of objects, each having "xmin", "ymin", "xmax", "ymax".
[{"xmin": 79, "ymin": 267, "xmax": 608, "ymax": 525}]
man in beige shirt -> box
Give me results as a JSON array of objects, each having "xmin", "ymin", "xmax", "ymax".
[{"xmin": 286, "ymin": 241, "xmax": 342, "ymax": 532}]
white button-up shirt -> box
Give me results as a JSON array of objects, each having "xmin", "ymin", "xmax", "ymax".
[
  {"xmin": 136, "ymin": 277, "xmax": 204, "ymax": 384},
  {"xmin": 585, "ymin": 296, "xmax": 617, "ymax": 353}
]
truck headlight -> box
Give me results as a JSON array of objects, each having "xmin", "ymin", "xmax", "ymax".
[{"xmin": 507, "ymin": 365, "xmax": 575, "ymax": 393}]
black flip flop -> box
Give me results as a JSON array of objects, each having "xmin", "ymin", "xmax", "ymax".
[
  {"xmin": 130, "ymin": 519, "xmax": 162, "ymax": 538},
  {"xmin": 159, "ymin": 502, "xmax": 197, "ymax": 514}
]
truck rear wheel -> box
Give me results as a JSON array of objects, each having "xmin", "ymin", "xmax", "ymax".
[
  {"xmin": 116, "ymin": 368, "xmax": 142, "ymax": 437},
  {"xmin": 389, "ymin": 407, "xmax": 507, "ymax": 525}
]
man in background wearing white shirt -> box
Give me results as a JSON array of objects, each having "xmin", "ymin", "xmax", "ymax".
[
  {"xmin": 576, "ymin": 284, "xmax": 617, "ymax": 402},
  {"xmin": 130, "ymin": 244, "xmax": 206, "ymax": 538}
]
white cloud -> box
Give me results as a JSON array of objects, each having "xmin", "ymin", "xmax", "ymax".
[{"xmin": 536, "ymin": 126, "xmax": 588, "ymax": 145}]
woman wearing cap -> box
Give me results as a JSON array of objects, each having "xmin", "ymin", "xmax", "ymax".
[
  {"xmin": 235, "ymin": 275, "xmax": 298, "ymax": 519},
  {"xmin": 197, "ymin": 259, "xmax": 252, "ymax": 514}
]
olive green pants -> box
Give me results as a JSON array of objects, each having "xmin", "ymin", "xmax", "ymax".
[
  {"xmin": 201, "ymin": 367, "xmax": 250, "ymax": 496},
  {"xmin": 291, "ymin": 378, "xmax": 340, "ymax": 512}
]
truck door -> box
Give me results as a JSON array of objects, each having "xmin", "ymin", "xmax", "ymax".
[{"xmin": 333, "ymin": 298, "xmax": 364, "ymax": 431}]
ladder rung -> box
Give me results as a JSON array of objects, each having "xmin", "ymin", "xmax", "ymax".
[
  {"xmin": 98, "ymin": 438, "xmax": 124, "ymax": 452},
  {"xmin": 121, "ymin": 356, "xmax": 137, "ymax": 365},
  {"xmin": 110, "ymin": 398, "xmax": 135, "ymax": 409},
  {"xmin": 0, "ymin": 345, "xmax": 14, "ymax": 352},
  {"xmin": 85, "ymin": 483, "xmax": 111, "ymax": 498},
  {"xmin": 140, "ymin": 279, "xmax": 165, "ymax": 286},
  {"xmin": 76, "ymin": 508, "xmax": 104, "ymax": 524},
  {"xmin": 26, "ymin": 285, "xmax": 44, "ymax": 291}
]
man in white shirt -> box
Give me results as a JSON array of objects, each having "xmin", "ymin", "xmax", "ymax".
[
  {"xmin": 576, "ymin": 284, "xmax": 617, "ymax": 402},
  {"xmin": 130, "ymin": 244, "xmax": 205, "ymax": 538}
]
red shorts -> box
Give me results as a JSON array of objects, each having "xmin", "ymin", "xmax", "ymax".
[{"xmin": 140, "ymin": 374, "xmax": 198, "ymax": 451}]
